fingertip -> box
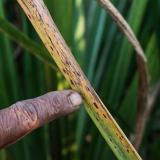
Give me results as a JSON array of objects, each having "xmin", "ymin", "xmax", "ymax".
[{"xmin": 68, "ymin": 92, "xmax": 82, "ymax": 107}]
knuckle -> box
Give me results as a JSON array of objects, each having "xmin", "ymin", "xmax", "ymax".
[
  {"xmin": 47, "ymin": 95, "xmax": 61, "ymax": 114},
  {"xmin": 12, "ymin": 101, "xmax": 39, "ymax": 130},
  {"xmin": 13, "ymin": 101, "xmax": 23, "ymax": 108}
]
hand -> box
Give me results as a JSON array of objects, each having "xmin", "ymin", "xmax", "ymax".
[{"xmin": 0, "ymin": 90, "xmax": 82, "ymax": 149}]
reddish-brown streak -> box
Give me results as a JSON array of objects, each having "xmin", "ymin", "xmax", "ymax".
[
  {"xmin": 85, "ymin": 86, "xmax": 90, "ymax": 91},
  {"xmin": 50, "ymin": 46, "xmax": 54, "ymax": 51},
  {"xmin": 96, "ymin": 117, "xmax": 99, "ymax": 121},
  {"xmin": 65, "ymin": 59, "xmax": 71, "ymax": 66},
  {"xmin": 62, "ymin": 68, "xmax": 67, "ymax": 74},
  {"xmin": 93, "ymin": 102, "xmax": 99, "ymax": 109},
  {"xmin": 103, "ymin": 114, "xmax": 107, "ymax": 119},
  {"xmin": 27, "ymin": 14, "xmax": 31, "ymax": 19},
  {"xmin": 70, "ymin": 80, "xmax": 75, "ymax": 86}
]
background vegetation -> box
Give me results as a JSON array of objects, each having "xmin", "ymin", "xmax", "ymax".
[{"xmin": 0, "ymin": 0, "xmax": 160, "ymax": 159}]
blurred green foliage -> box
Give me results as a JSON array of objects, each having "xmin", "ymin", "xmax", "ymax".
[{"xmin": 0, "ymin": 0, "xmax": 160, "ymax": 159}]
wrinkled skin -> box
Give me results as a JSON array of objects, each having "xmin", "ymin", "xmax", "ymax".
[{"xmin": 0, "ymin": 90, "xmax": 82, "ymax": 149}]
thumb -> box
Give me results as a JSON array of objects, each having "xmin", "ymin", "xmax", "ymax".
[{"xmin": 0, "ymin": 90, "xmax": 82, "ymax": 149}]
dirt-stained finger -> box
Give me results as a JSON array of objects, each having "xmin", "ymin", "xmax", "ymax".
[{"xmin": 0, "ymin": 90, "xmax": 82, "ymax": 149}]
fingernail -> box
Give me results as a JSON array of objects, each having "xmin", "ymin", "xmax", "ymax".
[{"xmin": 69, "ymin": 92, "xmax": 82, "ymax": 106}]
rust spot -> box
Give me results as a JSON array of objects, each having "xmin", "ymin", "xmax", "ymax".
[
  {"xmin": 73, "ymin": 71, "xmax": 80, "ymax": 77},
  {"xmin": 76, "ymin": 71, "xmax": 81, "ymax": 77},
  {"xmin": 65, "ymin": 60, "xmax": 70, "ymax": 65},
  {"xmin": 54, "ymin": 47, "xmax": 60, "ymax": 56},
  {"xmin": 50, "ymin": 46, "xmax": 53, "ymax": 51},
  {"xmin": 109, "ymin": 138, "xmax": 112, "ymax": 142},
  {"xmin": 96, "ymin": 117, "xmax": 99, "ymax": 121},
  {"xmin": 48, "ymin": 36, "xmax": 52, "ymax": 43},
  {"xmin": 28, "ymin": 14, "xmax": 31, "ymax": 19},
  {"xmin": 93, "ymin": 102, "xmax": 99, "ymax": 109},
  {"xmin": 103, "ymin": 114, "xmax": 107, "ymax": 118},
  {"xmin": 85, "ymin": 86, "xmax": 90, "ymax": 91},
  {"xmin": 70, "ymin": 80, "xmax": 75, "ymax": 85},
  {"xmin": 62, "ymin": 68, "xmax": 66, "ymax": 73},
  {"xmin": 119, "ymin": 136, "xmax": 123, "ymax": 140}
]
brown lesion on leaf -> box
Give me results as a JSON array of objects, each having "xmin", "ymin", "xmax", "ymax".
[
  {"xmin": 65, "ymin": 59, "xmax": 71, "ymax": 66},
  {"xmin": 70, "ymin": 80, "xmax": 75, "ymax": 86},
  {"xmin": 50, "ymin": 45, "xmax": 54, "ymax": 51},
  {"xmin": 75, "ymin": 71, "xmax": 81, "ymax": 77},
  {"xmin": 62, "ymin": 68, "xmax": 67, "ymax": 74},
  {"xmin": 62, "ymin": 68, "xmax": 71, "ymax": 76},
  {"xmin": 27, "ymin": 14, "xmax": 32, "ymax": 19},
  {"xmin": 73, "ymin": 71, "xmax": 81, "ymax": 78},
  {"xmin": 103, "ymin": 113, "xmax": 107, "ymax": 119},
  {"xmin": 119, "ymin": 135, "xmax": 123, "ymax": 141},
  {"xmin": 109, "ymin": 138, "xmax": 113, "ymax": 142},
  {"xmin": 93, "ymin": 102, "xmax": 99, "ymax": 109},
  {"xmin": 85, "ymin": 86, "xmax": 90, "ymax": 91},
  {"xmin": 96, "ymin": 116, "xmax": 99, "ymax": 121}
]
